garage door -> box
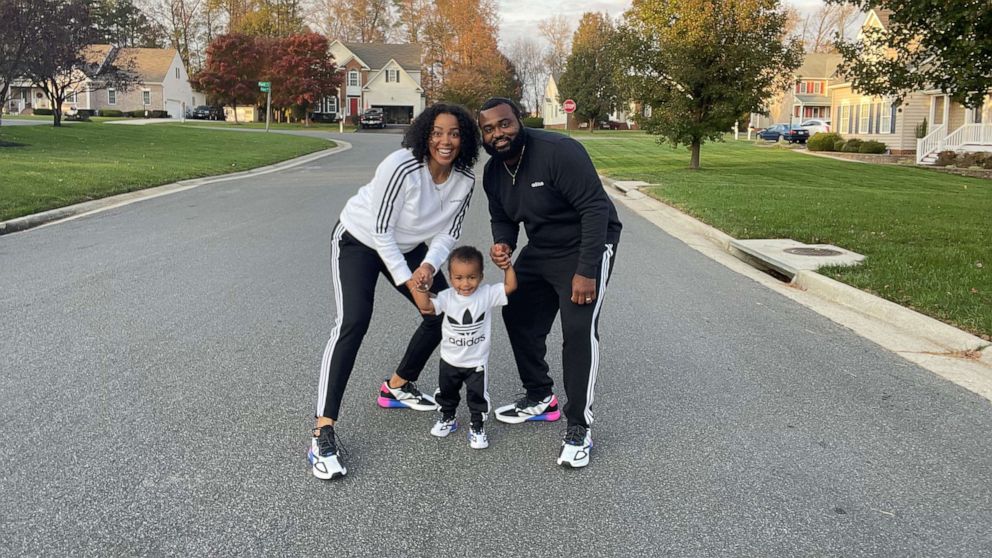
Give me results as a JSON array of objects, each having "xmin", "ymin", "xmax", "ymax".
[{"xmin": 165, "ymin": 99, "xmax": 183, "ymax": 119}]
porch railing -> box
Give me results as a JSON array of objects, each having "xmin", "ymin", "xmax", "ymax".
[
  {"xmin": 916, "ymin": 123, "xmax": 946, "ymax": 164},
  {"xmin": 945, "ymin": 123, "xmax": 992, "ymax": 149}
]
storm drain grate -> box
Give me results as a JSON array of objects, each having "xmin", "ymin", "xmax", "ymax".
[{"xmin": 784, "ymin": 247, "xmax": 843, "ymax": 257}]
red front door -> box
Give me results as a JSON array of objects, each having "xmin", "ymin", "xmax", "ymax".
[{"xmin": 349, "ymin": 98, "xmax": 359, "ymax": 116}]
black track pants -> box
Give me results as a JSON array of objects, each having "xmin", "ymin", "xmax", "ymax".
[
  {"xmin": 501, "ymin": 243, "xmax": 616, "ymax": 428},
  {"xmin": 315, "ymin": 223, "xmax": 448, "ymax": 421},
  {"xmin": 436, "ymin": 360, "xmax": 490, "ymax": 419}
]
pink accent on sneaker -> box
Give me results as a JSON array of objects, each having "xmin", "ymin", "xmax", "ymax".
[{"xmin": 378, "ymin": 396, "xmax": 405, "ymax": 408}]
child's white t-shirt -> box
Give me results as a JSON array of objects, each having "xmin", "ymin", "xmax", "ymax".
[{"xmin": 431, "ymin": 283, "xmax": 508, "ymax": 368}]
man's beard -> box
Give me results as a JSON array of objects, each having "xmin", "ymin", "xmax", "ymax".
[{"xmin": 483, "ymin": 126, "xmax": 527, "ymax": 161}]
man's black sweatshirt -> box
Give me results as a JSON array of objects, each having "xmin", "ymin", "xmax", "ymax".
[{"xmin": 483, "ymin": 128, "xmax": 622, "ymax": 278}]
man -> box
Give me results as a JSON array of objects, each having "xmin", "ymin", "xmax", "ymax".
[{"xmin": 478, "ymin": 97, "xmax": 621, "ymax": 468}]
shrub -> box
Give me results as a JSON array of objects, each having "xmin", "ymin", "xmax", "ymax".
[
  {"xmin": 915, "ymin": 117, "xmax": 928, "ymax": 139},
  {"xmin": 841, "ymin": 138, "xmax": 863, "ymax": 152},
  {"xmin": 955, "ymin": 152, "xmax": 982, "ymax": 168},
  {"xmin": 99, "ymin": 109, "xmax": 123, "ymax": 117},
  {"xmin": 983, "ymin": 155, "xmax": 992, "ymax": 170},
  {"xmin": 522, "ymin": 116, "xmax": 544, "ymax": 128},
  {"xmin": 76, "ymin": 109, "xmax": 95, "ymax": 118},
  {"xmin": 859, "ymin": 140, "xmax": 887, "ymax": 154},
  {"xmin": 33, "ymin": 108, "xmax": 53, "ymax": 115},
  {"xmin": 934, "ymin": 150, "xmax": 957, "ymax": 167},
  {"xmin": 126, "ymin": 110, "xmax": 146, "ymax": 117},
  {"xmin": 149, "ymin": 110, "xmax": 170, "ymax": 118},
  {"xmin": 834, "ymin": 139, "xmax": 847, "ymax": 151},
  {"xmin": 807, "ymin": 132, "xmax": 842, "ymax": 151}
]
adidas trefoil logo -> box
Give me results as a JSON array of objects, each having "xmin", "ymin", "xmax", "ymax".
[{"xmin": 447, "ymin": 309, "xmax": 485, "ymax": 336}]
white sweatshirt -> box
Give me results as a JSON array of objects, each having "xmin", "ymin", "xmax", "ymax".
[{"xmin": 339, "ymin": 148, "xmax": 475, "ymax": 286}]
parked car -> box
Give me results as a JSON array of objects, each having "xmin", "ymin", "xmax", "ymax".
[
  {"xmin": 800, "ymin": 119, "xmax": 831, "ymax": 134},
  {"xmin": 359, "ymin": 108, "xmax": 385, "ymax": 129},
  {"xmin": 756, "ymin": 124, "xmax": 791, "ymax": 141},
  {"xmin": 189, "ymin": 105, "xmax": 224, "ymax": 120},
  {"xmin": 784, "ymin": 127, "xmax": 810, "ymax": 144}
]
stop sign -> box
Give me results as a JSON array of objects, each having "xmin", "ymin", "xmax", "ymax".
[{"xmin": 563, "ymin": 99, "xmax": 576, "ymax": 113}]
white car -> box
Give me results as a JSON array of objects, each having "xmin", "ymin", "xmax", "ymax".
[{"xmin": 800, "ymin": 119, "xmax": 831, "ymax": 134}]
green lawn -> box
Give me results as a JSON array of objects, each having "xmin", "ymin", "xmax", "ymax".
[
  {"xmin": 0, "ymin": 121, "xmax": 331, "ymax": 222},
  {"xmin": 580, "ymin": 136, "xmax": 992, "ymax": 340},
  {"xmin": 179, "ymin": 120, "xmax": 358, "ymax": 132}
]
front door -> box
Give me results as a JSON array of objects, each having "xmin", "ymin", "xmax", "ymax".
[{"xmin": 349, "ymin": 97, "xmax": 359, "ymax": 116}]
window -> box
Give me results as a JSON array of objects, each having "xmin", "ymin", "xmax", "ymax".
[
  {"xmin": 67, "ymin": 90, "xmax": 77, "ymax": 103},
  {"xmin": 385, "ymin": 69, "xmax": 399, "ymax": 83},
  {"xmin": 879, "ymin": 102, "xmax": 892, "ymax": 133},
  {"xmin": 143, "ymin": 90, "xmax": 151, "ymax": 105},
  {"xmin": 839, "ymin": 103, "xmax": 850, "ymax": 133},
  {"xmin": 175, "ymin": 67, "xmax": 180, "ymax": 79},
  {"xmin": 108, "ymin": 88, "xmax": 116, "ymax": 105},
  {"xmin": 859, "ymin": 101, "xmax": 871, "ymax": 133},
  {"xmin": 348, "ymin": 70, "xmax": 359, "ymax": 87}
]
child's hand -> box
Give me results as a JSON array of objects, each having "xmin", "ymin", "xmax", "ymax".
[{"xmin": 490, "ymin": 243, "xmax": 512, "ymax": 269}]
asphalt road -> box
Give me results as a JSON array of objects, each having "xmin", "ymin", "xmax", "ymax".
[{"xmin": 2, "ymin": 131, "xmax": 991, "ymax": 557}]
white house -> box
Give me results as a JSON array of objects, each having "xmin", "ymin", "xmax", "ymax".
[
  {"xmin": 543, "ymin": 74, "xmax": 567, "ymax": 128},
  {"xmin": 324, "ymin": 41, "xmax": 424, "ymax": 124}
]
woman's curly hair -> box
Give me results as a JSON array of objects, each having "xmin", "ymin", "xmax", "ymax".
[{"xmin": 402, "ymin": 103, "xmax": 480, "ymax": 170}]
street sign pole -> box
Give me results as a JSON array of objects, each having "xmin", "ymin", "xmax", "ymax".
[
  {"xmin": 265, "ymin": 89, "xmax": 271, "ymax": 132},
  {"xmin": 563, "ymin": 99, "xmax": 576, "ymax": 137}
]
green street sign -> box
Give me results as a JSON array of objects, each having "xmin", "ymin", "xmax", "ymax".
[{"xmin": 258, "ymin": 81, "xmax": 270, "ymax": 87}]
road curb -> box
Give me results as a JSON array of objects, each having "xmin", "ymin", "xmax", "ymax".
[
  {"xmin": 0, "ymin": 140, "xmax": 351, "ymax": 236},
  {"xmin": 599, "ymin": 175, "xmax": 991, "ymax": 366}
]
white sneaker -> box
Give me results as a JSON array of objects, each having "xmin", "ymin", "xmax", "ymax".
[
  {"xmin": 377, "ymin": 380, "xmax": 438, "ymax": 411},
  {"xmin": 557, "ymin": 425, "xmax": 592, "ymax": 468},
  {"xmin": 468, "ymin": 424, "xmax": 489, "ymax": 449},
  {"xmin": 494, "ymin": 394, "xmax": 560, "ymax": 424},
  {"xmin": 430, "ymin": 414, "xmax": 458, "ymax": 437},
  {"xmin": 308, "ymin": 425, "xmax": 347, "ymax": 480}
]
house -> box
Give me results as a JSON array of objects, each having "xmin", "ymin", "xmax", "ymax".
[
  {"xmin": 322, "ymin": 41, "xmax": 424, "ymax": 124},
  {"xmin": 542, "ymin": 74, "xmax": 568, "ymax": 128},
  {"xmin": 750, "ymin": 52, "xmax": 842, "ymax": 131},
  {"xmin": 829, "ymin": 9, "xmax": 991, "ymax": 161},
  {"xmin": 4, "ymin": 45, "xmax": 194, "ymax": 118}
]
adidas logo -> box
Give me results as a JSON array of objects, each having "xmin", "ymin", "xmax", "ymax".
[
  {"xmin": 447, "ymin": 309, "xmax": 485, "ymax": 336},
  {"xmin": 530, "ymin": 181, "xmax": 544, "ymax": 188}
]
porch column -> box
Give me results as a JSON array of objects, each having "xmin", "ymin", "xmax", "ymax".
[
  {"xmin": 928, "ymin": 95, "xmax": 936, "ymax": 128},
  {"xmin": 942, "ymin": 94, "xmax": 950, "ymax": 128}
]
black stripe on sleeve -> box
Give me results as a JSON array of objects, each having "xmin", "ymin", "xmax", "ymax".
[
  {"xmin": 448, "ymin": 187, "xmax": 474, "ymax": 238},
  {"xmin": 375, "ymin": 158, "xmax": 422, "ymax": 233}
]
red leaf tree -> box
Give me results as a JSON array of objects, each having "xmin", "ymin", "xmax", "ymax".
[
  {"xmin": 266, "ymin": 33, "xmax": 340, "ymax": 126},
  {"xmin": 193, "ymin": 34, "xmax": 265, "ymax": 123}
]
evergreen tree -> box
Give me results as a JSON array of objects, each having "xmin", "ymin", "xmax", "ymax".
[{"xmin": 557, "ymin": 12, "xmax": 618, "ymax": 131}]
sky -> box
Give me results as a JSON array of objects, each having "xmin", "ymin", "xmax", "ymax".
[{"xmin": 496, "ymin": 0, "xmax": 827, "ymax": 48}]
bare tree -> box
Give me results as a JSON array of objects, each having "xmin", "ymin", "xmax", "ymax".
[
  {"xmin": 311, "ymin": 0, "xmax": 395, "ymax": 42},
  {"xmin": 802, "ymin": 5, "xmax": 839, "ymax": 52},
  {"xmin": 0, "ymin": 0, "xmax": 38, "ymax": 126},
  {"xmin": 506, "ymin": 36, "xmax": 546, "ymax": 115},
  {"xmin": 538, "ymin": 15, "xmax": 571, "ymax": 79}
]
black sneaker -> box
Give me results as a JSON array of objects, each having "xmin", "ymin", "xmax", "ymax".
[
  {"xmin": 308, "ymin": 425, "xmax": 347, "ymax": 480},
  {"xmin": 377, "ymin": 380, "xmax": 438, "ymax": 411}
]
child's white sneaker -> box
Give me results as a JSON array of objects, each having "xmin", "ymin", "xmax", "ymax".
[
  {"xmin": 430, "ymin": 414, "xmax": 458, "ymax": 437},
  {"xmin": 468, "ymin": 422, "xmax": 489, "ymax": 449}
]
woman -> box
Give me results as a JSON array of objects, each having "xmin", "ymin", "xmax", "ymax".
[{"xmin": 309, "ymin": 103, "xmax": 480, "ymax": 480}]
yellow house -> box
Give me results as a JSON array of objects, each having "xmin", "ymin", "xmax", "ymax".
[{"xmin": 829, "ymin": 9, "xmax": 992, "ymax": 162}]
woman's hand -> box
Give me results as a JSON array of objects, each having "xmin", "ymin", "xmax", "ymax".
[{"xmin": 411, "ymin": 263, "xmax": 435, "ymax": 292}]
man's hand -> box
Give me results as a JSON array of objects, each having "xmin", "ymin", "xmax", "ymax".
[
  {"xmin": 571, "ymin": 274, "xmax": 597, "ymax": 305},
  {"xmin": 490, "ymin": 243, "xmax": 512, "ymax": 270},
  {"xmin": 411, "ymin": 263, "xmax": 435, "ymax": 292}
]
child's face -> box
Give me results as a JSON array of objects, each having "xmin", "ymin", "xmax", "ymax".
[{"xmin": 449, "ymin": 259, "xmax": 482, "ymax": 297}]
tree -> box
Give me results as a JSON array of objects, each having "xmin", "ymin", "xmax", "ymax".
[
  {"xmin": 505, "ymin": 37, "xmax": 546, "ymax": 114},
  {"xmin": 91, "ymin": 0, "xmax": 164, "ymax": 47},
  {"xmin": 313, "ymin": 0, "xmax": 395, "ymax": 42},
  {"xmin": 235, "ymin": 0, "xmax": 305, "ymax": 37},
  {"xmin": 538, "ymin": 15, "xmax": 571, "ymax": 80},
  {"xmin": 422, "ymin": 0, "xmax": 519, "ymax": 109},
  {"xmin": 614, "ymin": 0, "xmax": 803, "ymax": 169},
  {"xmin": 828, "ymin": 0, "xmax": 992, "ymax": 108},
  {"xmin": 23, "ymin": 0, "xmax": 138, "ymax": 127},
  {"xmin": 0, "ymin": 0, "xmax": 39, "ymax": 127},
  {"xmin": 192, "ymin": 33, "xmax": 265, "ymax": 122},
  {"xmin": 145, "ymin": 0, "xmax": 208, "ymax": 73},
  {"xmin": 557, "ymin": 12, "xmax": 619, "ymax": 130},
  {"xmin": 266, "ymin": 32, "xmax": 340, "ymax": 125}
]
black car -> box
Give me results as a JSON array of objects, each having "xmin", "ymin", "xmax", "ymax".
[
  {"xmin": 359, "ymin": 108, "xmax": 385, "ymax": 129},
  {"xmin": 189, "ymin": 105, "xmax": 224, "ymax": 120},
  {"xmin": 757, "ymin": 123, "xmax": 808, "ymax": 143}
]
